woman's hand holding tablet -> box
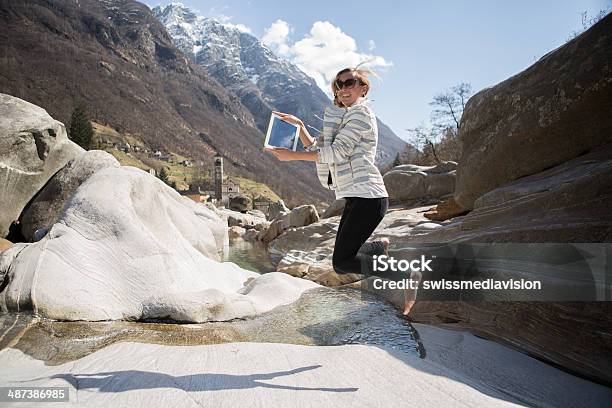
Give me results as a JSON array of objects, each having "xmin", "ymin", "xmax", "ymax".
[{"xmin": 263, "ymin": 111, "xmax": 301, "ymax": 151}]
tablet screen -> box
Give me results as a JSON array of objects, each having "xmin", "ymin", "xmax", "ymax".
[{"xmin": 264, "ymin": 113, "xmax": 300, "ymax": 151}]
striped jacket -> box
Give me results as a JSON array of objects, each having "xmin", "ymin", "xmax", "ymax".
[{"xmin": 309, "ymin": 97, "xmax": 388, "ymax": 197}]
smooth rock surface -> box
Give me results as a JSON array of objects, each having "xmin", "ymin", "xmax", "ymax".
[
  {"xmin": 454, "ymin": 14, "xmax": 612, "ymax": 209},
  {"xmin": 0, "ymin": 166, "xmax": 318, "ymax": 322},
  {"xmin": 410, "ymin": 301, "xmax": 612, "ymax": 387},
  {"xmin": 383, "ymin": 161, "xmax": 456, "ymax": 204},
  {"xmin": 1, "ymin": 325, "xmax": 610, "ymax": 407},
  {"xmin": 19, "ymin": 150, "xmax": 120, "ymax": 242},
  {"xmin": 386, "ymin": 146, "xmax": 612, "ymax": 383},
  {"xmin": 257, "ymin": 204, "xmax": 320, "ymax": 243},
  {"xmin": 405, "ymin": 144, "xmax": 612, "ymax": 244},
  {"xmin": 228, "ymin": 194, "xmax": 251, "ymax": 212},
  {"xmin": 221, "ymin": 208, "xmax": 269, "ymax": 230},
  {"xmin": 412, "ymin": 324, "xmax": 612, "ymax": 408},
  {"xmin": 0, "ymin": 94, "xmax": 83, "ymax": 237}
]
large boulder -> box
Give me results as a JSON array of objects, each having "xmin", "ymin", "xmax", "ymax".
[
  {"xmin": 257, "ymin": 220, "xmax": 284, "ymax": 244},
  {"xmin": 221, "ymin": 209, "xmax": 269, "ymax": 230},
  {"xmin": 257, "ymin": 204, "xmax": 320, "ymax": 243},
  {"xmin": 283, "ymin": 204, "xmax": 320, "ymax": 227},
  {"xmin": 408, "ymin": 123, "xmax": 612, "ymax": 243},
  {"xmin": 454, "ymin": 14, "xmax": 612, "ymax": 210},
  {"xmin": 0, "ymin": 166, "xmax": 318, "ymax": 322},
  {"xmin": 399, "ymin": 117, "xmax": 612, "ymax": 385},
  {"xmin": 228, "ymin": 194, "xmax": 251, "ymax": 212},
  {"xmin": 0, "ymin": 94, "xmax": 83, "ymax": 237},
  {"xmin": 20, "ymin": 150, "xmax": 120, "ymax": 241},
  {"xmin": 383, "ymin": 162, "xmax": 457, "ymax": 204}
]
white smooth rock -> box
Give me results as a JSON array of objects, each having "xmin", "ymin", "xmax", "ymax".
[
  {"xmin": 0, "ymin": 166, "xmax": 319, "ymax": 322},
  {"xmin": 0, "ymin": 342, "xmax": 516, "ymax": 408},
  {"xmin": 1, "ymin": 332, "xmax": 609, "ymax": 408}
]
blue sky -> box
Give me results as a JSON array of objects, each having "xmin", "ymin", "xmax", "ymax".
[{"xmin": 146, "ymin": 1, "xmax": 610, "ymax": 142}]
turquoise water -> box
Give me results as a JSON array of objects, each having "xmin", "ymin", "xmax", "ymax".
[
  {"xmin": 223, "ymin": 237, "xmax": 277, "ymax": 273},
  {"xmin": 223, "ymin": 238, "xmax": 421, "ymax": 355}
]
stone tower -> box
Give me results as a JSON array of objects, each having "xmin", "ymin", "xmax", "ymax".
[{"xmin": 214, "ymin": 153, "xmax": 223, "ymax": 201}]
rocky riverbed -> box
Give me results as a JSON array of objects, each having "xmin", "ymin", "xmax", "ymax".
[{"xmin": 1, "ymin": 238, "xmax": 611, "ymax": 407}]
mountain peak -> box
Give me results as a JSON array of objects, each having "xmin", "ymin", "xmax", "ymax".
[{"xmin": 152, "ymin": 2, "xmax": 205, "ymax": 26}]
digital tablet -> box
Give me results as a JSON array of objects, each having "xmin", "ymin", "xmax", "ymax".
[{"xmin": 263, "ymin": 112, "xmax": 300, "ymax": 151}]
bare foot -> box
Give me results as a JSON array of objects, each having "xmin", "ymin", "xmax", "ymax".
[
  {"xmin": 402, "ymin": 270, "xmax": 421, "ymax": 316},
  {"xmin": 403, "ymin": 298, "xmax": 415, "ymax": 315},
  {"xmin": 379, "ymin": 237, "xmax": 416, "ymax": 315}
]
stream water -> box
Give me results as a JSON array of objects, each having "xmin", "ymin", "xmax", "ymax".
[{"xmin": 0, "ymin": 238, "xmax": 421, "ymax": 365}]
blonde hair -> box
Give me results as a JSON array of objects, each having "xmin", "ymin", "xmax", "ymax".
[{"xmin": 331, "ymin": 61, "xmax": 381, "ymax": 107}]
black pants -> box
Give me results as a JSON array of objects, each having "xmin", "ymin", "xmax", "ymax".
[{"xmin": 332, "ymin": 196, "xmax": 400, "ymax": 279}]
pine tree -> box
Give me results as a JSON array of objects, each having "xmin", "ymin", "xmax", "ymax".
[
  {"xmin": 158, "ymin": 167, "xmax": 169, "ymax": 184},
  {"xmin": 68, "ymin": 104, "xmax": 94, "ymax": 150}
]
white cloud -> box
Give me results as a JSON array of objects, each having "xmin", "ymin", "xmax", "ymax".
[
  {"xmin": 262, "ymin": 20, "xmax": 392, "ymax": 96},
  {"xmin": 368, "ymin": 39, "xmax": 376, "ymax": 51},
  {"xmin": 262, "ymin": 19, "xmax": 293, "ymax": 56}
]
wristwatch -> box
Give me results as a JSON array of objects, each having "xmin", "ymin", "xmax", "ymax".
[{"xmin": 304, "ymin": 140, "xmax": 318, "ymax": 151}]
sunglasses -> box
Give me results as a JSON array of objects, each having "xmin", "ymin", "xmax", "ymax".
[{"xmin": 335, "ymin": 77, "xmax": 361, "ymax": 90}]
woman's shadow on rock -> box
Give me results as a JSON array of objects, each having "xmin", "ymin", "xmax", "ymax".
[{"xmin": 44, "ymin": 365, "xmax": 358, "ymax": 393}]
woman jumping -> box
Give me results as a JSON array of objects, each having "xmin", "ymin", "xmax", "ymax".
[{"xmin": 265, "ymin": 66, "xmax": 416, "ymax": 315}]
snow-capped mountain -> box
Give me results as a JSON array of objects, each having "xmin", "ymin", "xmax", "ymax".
[{"xmin": 152, "ymin": 2, "xmax": 409, "ymax": 166}]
